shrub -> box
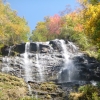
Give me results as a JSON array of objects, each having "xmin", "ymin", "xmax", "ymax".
[{"xmin": 69, "ymin": 85, "xmax": 100, "ymax": 100}]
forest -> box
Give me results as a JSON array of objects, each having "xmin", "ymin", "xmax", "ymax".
[
  {"xmin": 0, "ymin": 0, "xmax": 100, "ymax": 60},
  {"xmin": 0, "ymin": 0, "xmax": 30, "ymax": 46},
  {"xmin": 0, "ymin": 0, "xmax": 100, "ymax": 100},
  {"xmin": 30, "ymin": 0, "xmax": 100, "ymax": 60}
]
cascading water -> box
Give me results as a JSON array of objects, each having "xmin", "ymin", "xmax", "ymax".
[
  {"xmin": 36, "ymin": 43, "xmax": 44, "ymax": 82},
  {"xmin": 22, "ymin": 42, "xmax": 34, "ymax": 97},
  {"xmin": 2, "ymin": 57, "xmax": 10, "ymax": 73},
  {"xmin": 2, "ymin": 46, "xmax": 13, "ymax": 73},
  {"xmin": 1, "ymin": 39, "xmax": 100, "ymax": 99},
  {"xmin": 58, "ymin": 39, "xmax": 78, "ymax": 83},
  {"xmin": 8, "ymin": 46, "xmax": 11, "ymax": 56},
  {"xmin": 23, "ymin": 42, "xmax": 33, "ymax": 82},
  {"xmin": 27, "ymin": 84, "xmax": 32, "ymax": 95}
]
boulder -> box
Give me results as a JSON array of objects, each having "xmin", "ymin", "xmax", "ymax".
[
  {"xmin": 1, "ymin": 45, "xmax": 9, "ymax": 56},
  {"xmin": 30, "ymin": 43, "xmax": 37, "ymax": 52},
  {"xmin": 13, "ymin": 43, "xmax": 25, "ymax": 53}
]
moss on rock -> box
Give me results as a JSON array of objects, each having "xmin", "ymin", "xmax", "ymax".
[{"xmin": 0, "ymin": 72, "xmax": 27, "ymax": 100}]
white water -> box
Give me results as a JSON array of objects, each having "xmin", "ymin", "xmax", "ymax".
[
  {"xmin": 23, "ymin": 42, "xmax": 33, "ymax": 82},
  {"xmin": 58, "ymin": 39, "xmax": 78, "ymax": 82},
  {"xmin": 8, "ymin": 46, "xmax": 12, "ymax": 56},
  {"xmin": 27, "ymin": 84, "xmax": 32, "ymax": 95},
  {"xmin": 2, "ymin": 47, "xmax": 13, "ymax": 73},
  {"xmin": 91, "ymin": 81, "xmax": 97, "ymax": 86},
  {"xmin": 36, "ymin": 42, "xmax": 44, "ymax": 82},
  {"xmin": 2, "ymin": 57, "xmax": 10, "ymax": 73}
]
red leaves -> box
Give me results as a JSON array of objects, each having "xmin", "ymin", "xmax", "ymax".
[{"xmin": 48, "ymin": 14, "xmax": 62, "ymax": 34}]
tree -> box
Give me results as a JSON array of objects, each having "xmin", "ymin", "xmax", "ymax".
[
  {"xmin": 0, "ymin": 0, "xmax": 30, "ymax": 46},
  {"xmin": 31, "ymin": 22, "xmax": 48, "ymax": 42},
  {"xmin": 83, "ymin": 3, "xmax": 100, "ymax": 44},
  {"xmin": 47, "ymin": 14, "xmax": 62, "ymax": 35}
]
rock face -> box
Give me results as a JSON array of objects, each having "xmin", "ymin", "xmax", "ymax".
[
  {"xmin": 0, "ymin": 39, "xmax": 100, "ymax": 99},
  {"xmin": 1, "ymin": 39, "xmax": 100, "ymax": 82},
  {"xmin": 13, "ymin": 43, "xmax": 25, "ymax": 53},
  {"xmin": 28, "ymin": 81, "xmax": 67, "ymax": 100},
  {"xmin": 1, "ymin": 45, "xmax": 9, "ymax": 56},
  {"xmin": 73, "ymin": 54, "xmax": 100, "ymax": 81},
  {"xmin": 1, "ymin": 40, "xmax": 64, "ymax": 82}
]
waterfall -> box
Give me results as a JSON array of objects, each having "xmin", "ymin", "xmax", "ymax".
[
  {"xmin": 8, "ymin": 46, "xmax": 12, "ymax": 56},
  {"xmin": 27, "ymin": 84, "xmax": 32, "ymax": 95},
  {"xmin": 36, "ymin": 42, "xmax": 44, "ymax": 82},
  {"xmin": 58, "ymin": 39, "xmax": 78, "ymax": 83},
  {"xmin": 23, "ymin": 42, "xmax": 33, "ymax": 82},
  {"xmin": 2, "ymin": 46, "xmax": 13, "ymax": 73}
]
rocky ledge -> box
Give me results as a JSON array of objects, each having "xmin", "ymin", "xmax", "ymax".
[
  {"xmin": 0, "ymin": 39, "xmax": 100, "ymax": 100},
  {"xmin": 28, "ymin": 81, "xmax": 67, "ymax": 100}
]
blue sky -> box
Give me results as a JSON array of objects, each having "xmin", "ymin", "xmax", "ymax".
[{"xmin": 6, "ymin": 0, "xmax": 79, "ymax": 32}]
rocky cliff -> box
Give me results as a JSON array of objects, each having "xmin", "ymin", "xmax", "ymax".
[{"xmin": 0, "ymin": 39, "xmax": 100, "ymax": 99}]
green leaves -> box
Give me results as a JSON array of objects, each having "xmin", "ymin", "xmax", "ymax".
[{"xmin": 0, "ymin": 0, "xmax": 30, "ymax": 45}]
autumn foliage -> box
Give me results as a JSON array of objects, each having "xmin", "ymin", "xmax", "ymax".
[
  {"xmin": 84, "ymin": 3, "xmax": 100, "ymax": 43},
  {"xmin": 30, "ymin": 0, "xmax": 100, "ymax": 59},
  {"xmin": 47, "ymin": 14, "xmax": 62, "ymax": 34},
  {"xmin": 0, "ymin": 0, "xmax": 30, "ymax": 46}
]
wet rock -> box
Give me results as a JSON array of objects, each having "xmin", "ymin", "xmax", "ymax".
[
  {"xmin": 28, "ymin": 82, "xmax": 67, "ymax": 100},
  {"xmin": 0, "ymin": 57, "xmax": 2, "ymax": 62},
  {"xmin": 49, "ymin": 39, "xmax": 62, "ymax": 51},
  {"xmin": 0, "ymin": 39, "xmax": 100, "ymax": 100},
  {"xmin": 30, "ymin": 43, "xmax": 37, "ymax": 52},
  {"xmin": 72, "ymin": 55, "xmax": 100, "ymax": 82},
  {"xmin": 13, "ymin": 43, "xmax": 25, "ymax": 53},
  {"xmin": 40, "ymin": 44, "xmax": 50, "ymax": 53},
  {"xmin": 1, "ymin": 45, "xmax": 9, "ymax": 56}
]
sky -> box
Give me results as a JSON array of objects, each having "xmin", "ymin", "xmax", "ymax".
[{"xmin": 6, "ymin": 0, "xmax": 79, "ymax": 32}]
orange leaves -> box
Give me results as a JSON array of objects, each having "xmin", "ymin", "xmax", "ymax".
[
  {"xmin": 74, "ymin": 24, "xmax": 83, "ymax": 32},
  {"xmin": 68, "ymin": 12, "xmax": 77, "ymax": 20},
  {"xmin": 64, "ymin": 11, "xmax": 84, "ymax": 33}
]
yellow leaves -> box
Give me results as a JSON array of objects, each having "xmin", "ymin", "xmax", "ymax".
[
  {"xmin": 0, "ymin": 1, "xmax": 30, "ymax": 44},
  {"xmin": 65, "ymin": 12, "xmax": 78, "ymax": 21},
  {"xmin": 85, "ymin": 4, "xmax": 97, "ymax": 25},
  {"xmin": 83, "ymin": 2, "xmax": 100, "ymax": 42},
  {"xmin": 92, "ymin": 13, "xmax": 96, "ymax": 19},
  {"xmin": 0, "ymin": 29, "xmax": 4, "ymax": 36},
  {"xmin": 91, "ymin": 27, "xmax": 95, "ymax": 33},
  {"xmin": 85, "ymin": 3, "xmax": 100, "ymax": 18},
  {"xmin": 36, "ymin": 22, "xmax": 46, "ymax": 29}
]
